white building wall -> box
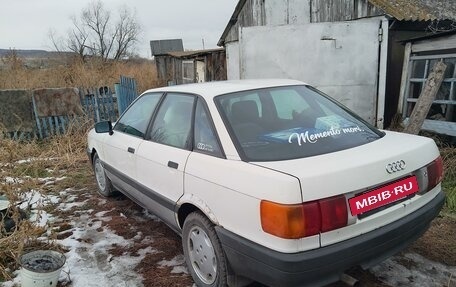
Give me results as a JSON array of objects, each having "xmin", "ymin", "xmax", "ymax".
[
  {"xmin": 238, "ymin": 19, "xmax": 383, "ymax": 124},
  {"xmin": 226, "ymin": 42, "xmax": 241, "ymax": 80}
]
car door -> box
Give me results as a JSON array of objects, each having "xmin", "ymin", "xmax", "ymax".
[
  {"xmin": 135, "ymin": 93, "xmax": 195, "ymax": 228},
  {"xmin": 102, "ymin": 92, "xmax": 163, "ymax": 193}
]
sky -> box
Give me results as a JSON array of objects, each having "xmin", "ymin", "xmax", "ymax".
[{"xmin": 0, "ymin": 0, "xmax": 238, "ymax": 58}]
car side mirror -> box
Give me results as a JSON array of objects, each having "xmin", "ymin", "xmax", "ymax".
[{"xmin": 95, "ymin": 121, "xmax": 113, "ymax": 135}]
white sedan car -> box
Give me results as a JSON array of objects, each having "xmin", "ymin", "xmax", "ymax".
[{"xmin": 87, "ymin": 79, "xmax": 444, "ymax": 287}]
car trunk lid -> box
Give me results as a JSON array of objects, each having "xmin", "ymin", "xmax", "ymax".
[
  {"xmin": 252, "ymin": 131, "xmax": 441, "ymax": 247},
  {"xmin": 252, "ymin": 131, "xmax": 439, "ymax": 202}
]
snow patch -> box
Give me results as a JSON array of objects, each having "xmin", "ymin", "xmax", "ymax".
[
  {"xmin": 95, "ymin": 210, "xmax": 113, "ymax": 218},
  {"xmin": 19, "ymin": 190, "xmax": 60, "ymax": 210},
  {"xmin": 38, "ymin": 176, "xmax": 67, "ymax": 186},
  {"xmin": 15, "ymin": 157, "xmax": 59, "ymax": 164},
  {"xmin": 4, "ymin": 177, "xmax": 24, "ymax": 184},
  {"xmin": 58, "ymin": 216, "xmax": 156, "ymax": 287},
  {"xmin": 158, "ymin": 254, "xmax": 188, "ymax": 274}
]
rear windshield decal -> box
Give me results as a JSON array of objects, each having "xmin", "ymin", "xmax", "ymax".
[{"xmin": 287, "ymin": 125, "xmax": 365, "ymax": 145}]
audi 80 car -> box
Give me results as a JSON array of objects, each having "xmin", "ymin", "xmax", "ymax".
[{"xmin": 87, "ymin": 79, "xmax": 445, "ymax": 287}]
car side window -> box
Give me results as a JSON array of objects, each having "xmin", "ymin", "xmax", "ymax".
[
  {"xmin": 194, "ymin": 99, "xmax": 222, "ymax": 157},
  {"xmin": 149, "ymin": 93, "xmax": 195, "ymax": 149},
  {"xmin": 114, "ymin": 93, "xmax": 162, "ymax": 137}
]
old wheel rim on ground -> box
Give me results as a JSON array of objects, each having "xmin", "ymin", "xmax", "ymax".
[
  {"xmin": 187, "ymin": 225, "xmax": 217, "ymax": 284},
  {"xmin": 94, "ymin": 158, "xmax": 107, "ymax": 191}
]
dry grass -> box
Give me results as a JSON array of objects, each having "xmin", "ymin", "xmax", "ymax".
[
  {"xmin": 0, "ymin": 120, "xmax": 92, "ymax": 281},
  {"xmin": 0, "ymin": 56, "xmax": 161, "ymax": 280},
  {"xmin": 441, "ymin": 147, "xmax": 456, "ymax": 212},
  {"xmin": 0, "ymin": 57, "xmax": 160, "ymax": 94}
]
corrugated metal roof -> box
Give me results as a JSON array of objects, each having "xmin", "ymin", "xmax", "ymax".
[
  {"xmin": 165, "ymin": 48, "xmax": 225, "ymax": 58},
  {"xmin": 218, "ymin": 0, "xmax": 456, "ymax": 46},
  {"xmin": 368, "ymin": 0, "xmax": 456, "ymax": 21},
  {"xmin": 150, "ymin": 39, "xmax": 184, "ymax": 56}
]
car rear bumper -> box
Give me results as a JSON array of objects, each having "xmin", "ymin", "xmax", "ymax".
[{"xmin": 215, "ymin": 191, "xmax": 445, "ymax": 287}]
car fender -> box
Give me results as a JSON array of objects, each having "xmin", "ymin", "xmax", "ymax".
[{"xmin": 176, "ymin": 193, "xmax": 219, "ymax": 225}]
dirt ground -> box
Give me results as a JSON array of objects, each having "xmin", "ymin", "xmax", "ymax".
[{"xmin": 57, "ymin": 179, "xmax": 456, "ymax": 287}]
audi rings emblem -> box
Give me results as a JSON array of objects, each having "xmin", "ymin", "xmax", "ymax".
[{"xmin": 386, "ymin": 160, "xmax": 406, "ymax": 174}]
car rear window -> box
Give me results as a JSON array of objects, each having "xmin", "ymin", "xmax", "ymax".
[{"xmin": 215, "ymin": 85, "xmax": 383, "ymax": 161}]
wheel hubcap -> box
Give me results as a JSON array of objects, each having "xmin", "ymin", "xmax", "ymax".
[
  {"xmin": 94, "ymin": 158, "xmax": 106, "ymax": 191},
  {"xmin": 187, "ymin": 226, "xmax": 217, "ymax": 284}
]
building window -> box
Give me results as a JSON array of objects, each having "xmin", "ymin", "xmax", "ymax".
[{"xmin": 402, "ymin": 54, "xmax": 456, "ymax": 136}]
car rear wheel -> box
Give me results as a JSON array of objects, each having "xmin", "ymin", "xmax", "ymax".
[
  {"xmin": 93, "ymin": 153, "xmax": 114, "ymax": 197},
  {"xmin": 183, "ymin": 212, "xmax": 228, "ymax": 287}
]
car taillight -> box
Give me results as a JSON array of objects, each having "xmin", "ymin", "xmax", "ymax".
[
  {"xmin": 319, "ymin": 196, "xmax": 348, "ymax": 232},
  {"xmin": 427, "ymin": 156, "xmax": 444, "ymax": 191},
  {"xmin": 260, "ymin": 195, "xmax": 347, "ymax": 239}
]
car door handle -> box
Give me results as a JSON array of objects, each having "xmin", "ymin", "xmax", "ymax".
[
  {"xmin": 167, "ymin": 161, "xmax": 179, "ymax": 169},
  {"xmin": 127, "ymin": 147, "xmax": 135, "ymax": 154}
]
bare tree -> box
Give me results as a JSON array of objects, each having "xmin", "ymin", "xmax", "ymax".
[
  {"xmin": 67, "ymin": 16, "xmax": 90, "ymax": 61},
  {"xmin": 1, "ymin": 49, "xmax": 23, "ymax": 70},
  {"xmin": 112, "ymin": 6, "xmax": 141, "ymax": 60},
  {"xmin": 49, "ymin": 0, "xmax": 140, "ymax": 61}
]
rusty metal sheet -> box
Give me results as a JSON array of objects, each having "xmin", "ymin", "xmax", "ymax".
[
  {"xmin": 33, "ymin": 88, "xmax": 83, "ymax": 117},
  {"xmin": 0, "ymin": 89, "xmax": 34, "ymax": 132}
]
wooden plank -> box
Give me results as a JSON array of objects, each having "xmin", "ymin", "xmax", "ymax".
[
  {"xmin": 59, "ymin": 116, "xmax": 66, "ymax": 134},
  {"xmin": 31, "ymin": 95, "xmax": 43, "ymax": 139},
  {"xmin": 411, "ymin": 53, "xmax": 456, "ymax": 60},
  {"xmin": 48, "ymin": 117, "xmax": 54, "ymax": 135},
  {"xmin": 412, "ymin": 34, "xmax": 456, "ymax": 53},
  {"xmin": 53, "ymin": 116, "xmax": 60, "ymax": 134},
  {"xmin": 41, "ymin": 118, "xmax": 49, "ymax": 138},
  {"xmin": 93, "ymin": 90, "xmax": 100, "ymax": 123},
  {"xmin": 114, "ymin": 83, "xmax": 123, "ymax": 115},
  {"xmin": 376, "ymin": 19, "xmax": 388, "ymax": 129},
  {"xmin": 404, "ymin": 61, "xmax": 447, "ymax": 134},
  {"xmin": 398, "ymin": 42, "xmax": 412, "ymax": 114},
  {"xmin": 108, "ymin": 89, "xmax": 115, "ymax": 119},
  {"xmin": 106, "ymin": 89, "xmax": 115, "ymax": 121}
]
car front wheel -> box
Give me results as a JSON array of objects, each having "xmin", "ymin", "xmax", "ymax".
[
  {"xmin": 183, "ymin": 212, "xmax": 228, "ymax": 287},
  {"xmin": 92, "ymin": 153, "xmax": 114, "ymax": 197}
]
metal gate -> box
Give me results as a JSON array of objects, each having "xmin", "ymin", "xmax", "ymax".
[{"xmin": 239, "ymin": 19, "xmax": 386, "ymax": 125}]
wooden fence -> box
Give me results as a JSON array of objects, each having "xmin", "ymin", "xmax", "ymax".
[
  {"xmin": 3, "ymin": 76, "xmax": 139, "ymax": 140},
  {"xmin": 115, "ymin": 76, "xmax": 138, "ymax": 115},
  {"xmin": 81, "ymin": 86, "xmax": 118, "ymax": 123}
]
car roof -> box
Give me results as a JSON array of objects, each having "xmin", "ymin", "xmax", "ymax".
[{"xmin": 141, "ymin": 79, "xmax": 306, "ymax": 99}]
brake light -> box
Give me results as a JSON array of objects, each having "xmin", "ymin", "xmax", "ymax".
[
  {"xmin": 319, "ymin": 196, "xmax": 348, "ymax": 232},
  {"xmin": 260, "ymin": 195, "xmax": 348, "ymax": 239},
  {"xmin": 427, "ymin": 156, "xmax": 444, "ymax": 191}
]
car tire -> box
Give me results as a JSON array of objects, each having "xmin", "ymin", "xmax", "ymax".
[
  {"xmin": 92, "ymin": 153, "xmax": 114, "ymax": 197},
  {"xmin": 183, "ymin": 211, "xmax": 228, "ymax": 287}
]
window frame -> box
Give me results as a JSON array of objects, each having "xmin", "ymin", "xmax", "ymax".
[
  {"xmin": 192, "ymin": 97, "xmax": 226, "ymax": 159},
  {"xmin": 144, "ymin": 92, "xmax": 197, "ymax": 150},
  {"xmin": 402, "ymin": 53, "xmax": 456, "ymax": 136},
  {"xmin": 113, "ymin": 92, "xmax": 164, "ymax": 138}
]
